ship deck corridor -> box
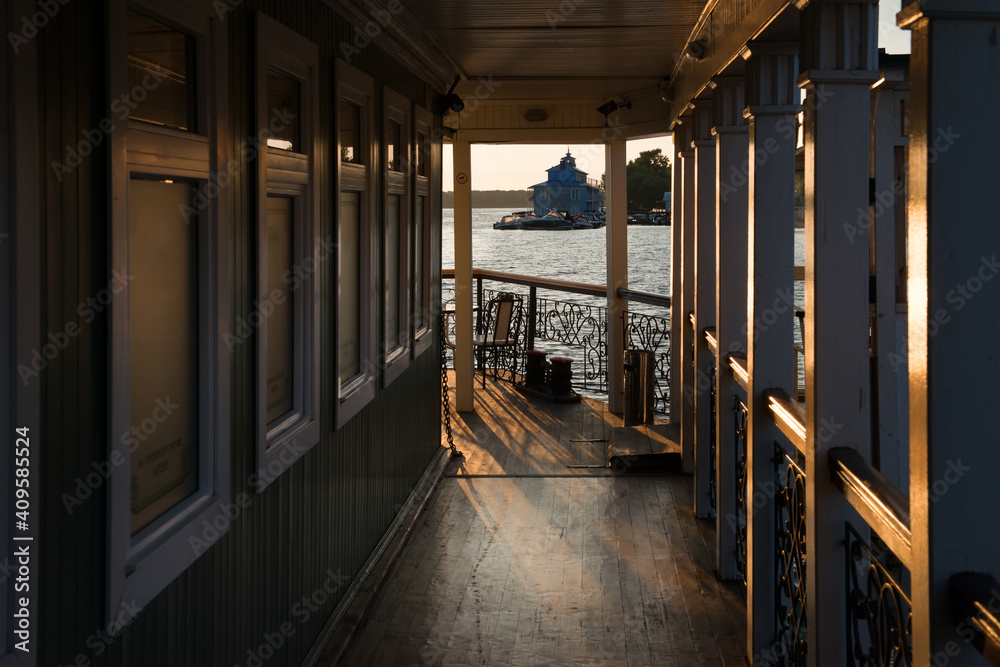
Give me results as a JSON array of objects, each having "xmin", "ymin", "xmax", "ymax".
[{"xmin": 328, "ymin": 376, "xmax": 748, "ymax": 666}]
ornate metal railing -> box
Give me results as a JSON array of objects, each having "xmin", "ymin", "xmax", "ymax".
[
  {"xmin": 735, "ymin": 395, "xmax": 749, "ymax": 590},
  {"xmin": 846, "ymin": 523, "xmax": 913, "ymax": 666},
  {"xmin": 443, "ymin": 269, "xmax": 672, "ymax": 415},
  {"xmin": 533, "ymin": 293, "xmax": 606, "ymax": 390},
  {"xmin": 775, "ymin": 444, "xmax": 808, "ymax": 665}
]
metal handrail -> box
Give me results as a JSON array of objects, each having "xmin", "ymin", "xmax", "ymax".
[
  {"xmin": 951, "ymin": 572, "xmax": 1000, "ymax": 666},
  {"xmin": 727, "ymin": 354, "xmax": 749, "ymax": 392},
  {"xmin": 617, "ymin": 287, "xmax": 671, "ymax": 309},
  {"xmin": 704, "ymin": 327, "xmax": 718, "ymax": 356},
  {"xmin": 442, "ymin": 268, "xmax": 605, "ymax": 298},
  {"xmin": 763, "ymin": 388, "xmax": 806, "ymax": 455},
  {"xmin": 829, "ymin": 447, "xmax": 912, "ymax": 569}
]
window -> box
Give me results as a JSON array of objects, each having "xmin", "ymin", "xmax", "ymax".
[
  {"xmin": 254, "ymin": 14, "xmax": 320, "ymax": 488},
  {"xmin": 412, "ymin": 105, "xmax": 434, "ymax": 357},
  {"xmin": 107, "ymin": 1, "xmax": 230, "ymax": 623},
  {"xmin": 336, "ymin": 60, "xmax": 376, "ymax": 427},
  {"xmin": 382, "ymin": 87, "xmax": 411, "ymax": 385},
  {"xmin": 571, "ymin": 189, "xmax": 580, "ymax": 200}
]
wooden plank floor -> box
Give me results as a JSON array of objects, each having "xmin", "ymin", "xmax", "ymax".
[{"xmin": 333, "ymin": 376, "xmax": 747, "ymax": 666}]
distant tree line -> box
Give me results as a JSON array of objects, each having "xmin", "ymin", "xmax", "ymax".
[
  {"xmin": 441, "ymin": 189, "xmax": 530, "ymax": 208},
  {"xmin": 599, "ymin": 148, "xmax": 672, "ymax": 211}
]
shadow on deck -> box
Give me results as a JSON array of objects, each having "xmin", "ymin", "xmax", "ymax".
[{"xmin": 328, "ymin": 375, "xmax": 748, "ymax": 666}]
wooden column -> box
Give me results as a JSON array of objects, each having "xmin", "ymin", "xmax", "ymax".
[
  {"xmin": 605, "ymin": 139, "xmax": 628, "ymax": 414},
  {"xmin": 713, "ymin": 75, "xmax": 748, "ymax": 579},
  {"xmin": 453, "ymin": 138, "xmax": 474, "ymax": 412},
  {"xmin": 798, "ymin": 1, "xmax": 879, "ymax": 660},
  {"xmin": 870, "ymin": 61, "xmax": 909, "ymax": 490},
  {"xmin": 670, "ymin": 124, "xmax": 688, "ymax": 422},
  {"xmin": 692, "ymin": 100, "xmax": 716, "ymax": 518},
  {"xmin": 744, "ymin": 41, "xmax": 800, "ymax": 656},
  {"xmin": 679, "ymin": 118, "xmax": 696, "ymax": 474},
  {"xmin": 900, "ymin": 2, "xmax": 1000, "ymax": 660}
]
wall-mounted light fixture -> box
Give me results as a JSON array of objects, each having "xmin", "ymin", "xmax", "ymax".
[
  {"xmin": 439, "ymin": 76, "xmax": 464, "ymax": 116},
  {"xmin": 525, "ymin": 108, "xmax": 547, "ymax": 122},
  {"xmin": 597, "ymin": 98, "xmax": 631, "ymax": 117}
]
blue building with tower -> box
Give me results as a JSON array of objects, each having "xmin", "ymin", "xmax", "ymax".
[{"xmin": 528, "ymin": 150, "xmax": 604, "ymax": 216}]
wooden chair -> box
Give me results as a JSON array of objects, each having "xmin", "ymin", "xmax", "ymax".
[{"xmin": 473, "ymin": 292, "xmax": 523, "ymax": 387}]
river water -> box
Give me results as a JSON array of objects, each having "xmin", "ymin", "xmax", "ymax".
[
  {"xmin": 441, "ymin": 207, "xmax": 806, "ymax": 405},
  {"xmin": 442, "ymin": 207, "xmax": 806, "ymax": 308}
]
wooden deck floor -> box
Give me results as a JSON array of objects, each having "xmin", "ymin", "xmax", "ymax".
[{"xmin": 335, "ymin": 377, "xmax": 748, "ymax": 666}]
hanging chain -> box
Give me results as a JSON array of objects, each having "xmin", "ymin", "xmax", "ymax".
[{"xmin": 440, "ymin": 311, "xmax": 463, "ymax": 458}]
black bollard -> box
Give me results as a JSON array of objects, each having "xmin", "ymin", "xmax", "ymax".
[{"xmin": 549, "ymin": 356, "xmax": 575, "ymax": 400}]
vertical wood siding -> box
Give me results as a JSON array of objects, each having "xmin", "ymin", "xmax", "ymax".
[{"xmin": 38, "ymin": 1, "xmax": 443, "ymax": 664}]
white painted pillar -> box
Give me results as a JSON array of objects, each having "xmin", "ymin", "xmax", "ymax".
[
  {"xmin": 606, "ymin": 139, "xmax": 628, "ymax": 414},
  {"xmin": 691, "ymin": 100, "xmax": 716, "ymax": 518},
  {"xmin": 870, "ymin": 65, "xmax": 909, "ymax": 489},
  {"xmin": 798, "ymin": 1, "xmax": 879, "ymax": 660},
  {"xmin": 744, "ymin": 41, "xmax": 800, "ymax": 657},
  {"xmin": 669, "ymin": 125, "xmax": 686, "ymax": 422},
  {"xmin": 712, "ymin": 74, "xmax": 748, "ymax": 580},
  {"xmin": 679, "ymin": 119, "xmax": 696, "ymax": 474},
  {"xmin": 453, "ymin": 138, "xmax": 474, "ymax": 412},
  {"xmin": 899, "ymin": 2, "xmax": 1000, "ymax": 660}
]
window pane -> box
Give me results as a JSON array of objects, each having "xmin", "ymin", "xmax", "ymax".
[
  {"xmin": 339, "ymin": 191, "xmax": 361, "ymax": 383},
  {"xmin": 386, "ymin": 195, "xmax": 400, "ymax": 349},
  {"xmin": 267, "ymin": 69, "xmax": 301, "ymax": 152},
  {"xmin": 266, "ymin": 196, "xmax": 294, "ymax": 424},
  {"xmin": 387, "ymin": 122, "xmax": 402, "ymax": 172},
  {"xmin": 128, "ymin": 179, "xmax": 198, "ymax": 535},
  {"xmin": 413, "ymin": 197, "xmax": 424, "ymax": 329},
  {"xmin": 339, "ymin": 102, "xmax": 361, "ymax": 164},
  {"xmin": 127, "ymin": 10, "xmax": 196, "ymax": 131},
  {"xmin": 416, "ymin": 132, "xmax": 428, "ymax": 177}
]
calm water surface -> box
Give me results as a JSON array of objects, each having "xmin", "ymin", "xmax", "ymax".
[{"xmin": 442, "ymin": 207, "xmax": 806, "ymax": 308}]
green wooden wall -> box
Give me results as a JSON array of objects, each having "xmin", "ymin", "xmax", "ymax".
[{"xmin": 37, "ymin": 1, "xmax": 444, "ymax": 664}]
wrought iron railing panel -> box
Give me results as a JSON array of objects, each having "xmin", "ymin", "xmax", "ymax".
[
  {"xmin": 709, "ymin": 359, "xmax": 717, "ymax": 515},
  {"xmin": 626, "ymin": 313, "xmax": 672, "ymax": 415},
  {"xmin": 735, "ymin": 395, "xmax": 749, "ymax": 590},
  {"xmin": 445, "ymin": 281, "xmax": 673, "ymax": 415},
  {"xmin": 775, "ymin": 444, "xmax": 808, "ymax": 665},
  {"xmin": 534, "ymin": 295, "xmax": 606, "ymax": 389},
  {"xmin": 846, "ymin": 523, "xmax": 913, "ymax": 666}
]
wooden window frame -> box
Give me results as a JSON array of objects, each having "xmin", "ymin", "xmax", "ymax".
[
  {"xmin": 381, "ymin": 86, "xmax": 411, "ymax": 385},
  {"xmin": 254, "ymin": 13, "xmax": 321, "ymax": 490},
  {"xmin": 106, "ymin": 0, "xmax": 231, "ymax": 624},
  {"xmin": 335, "ymin": 60, "xmax": 376, "ymax": 427},
  {"xmin": 411, "ymin": 105, "xmax": 433, "ymax": 358}
]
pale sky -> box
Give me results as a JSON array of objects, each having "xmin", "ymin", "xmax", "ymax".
[{"xmin": 443, "ymin": 0, "xmax": 910, "ymax": 191}]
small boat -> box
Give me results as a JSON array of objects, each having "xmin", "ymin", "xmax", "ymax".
[
  {"xmin": 493, "ymin": 214, "xmax": 525, "ymax": 230},
  {"xmin": 519, "ymin": 210, "xmax": 576, "ymax": 230},
  {"xmin": 569, "ymin": 214, "xmax": 597, "ymax": 229}
]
